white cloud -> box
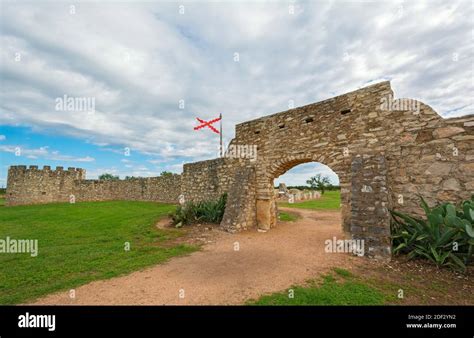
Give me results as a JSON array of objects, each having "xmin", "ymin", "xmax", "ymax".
[
  {"xmin": 0, "ymin": 145, "xmax": 94, "ymax": 162},
  {"xmin": 0, "ymin": 135, "xmax": 6, "ymax": 141},
  {"xmin": 0, "ymin": 0, "xmax": 471, "ymax": 166}
]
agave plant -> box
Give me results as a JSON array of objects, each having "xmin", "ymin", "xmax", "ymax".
[
  {"xmin": 391, "ymin": 195, "xmax": 474, "ymax": 272},
  {"xmin": 170, "ymin": 193, "xmax": 227, "ymax": 227},
  {"xmin": 170, "ymin": 202, "xmax": 196, "ymax": 228}
]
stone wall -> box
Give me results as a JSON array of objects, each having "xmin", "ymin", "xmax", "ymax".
[
  {"xmin": 220, "ymin": 164, "xmax": 257, "ymax": 232},
  {"xmin": 229, "ymin": 81, "xmax": 473, "ymax": 256},
  {"xmin": 385, "ymin": 114, "xmax": 473, "ymax": 218},
  {"xmin": 6, "ymin": 166, "xmax": 85, "ymax": 206},
  {"xmin": 350, "ymin": 154, "xmax": 391, "ymax": 259},
  {"xmin": 5, "ymin": 81, "xmax": 474, "ymax": 258},
  {"xmin": 74, "ymin": 175, "xmax": 181, "ymax": 203},
  {"xmin": 233, "ymin": 82, "xmax": 474, "ymax": 233},
  {"xmin": 5, "ymin": 158, "xmax": 249, "ymax": 209},
  {"xmin": 181, "ymin": 157, "xmax": 252, "ymax": 203},
  {"xmin": 5, "ymin": 166, "xmax": 181, "ymax": 206},
  {"xmin": 180, "ymin": 157, "xmax": 258, "ymax": 232}
]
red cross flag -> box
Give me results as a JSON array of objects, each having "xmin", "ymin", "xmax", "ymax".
[
  {"xmin": 194, "ymin": 114, "xmax": 223, "ymax": 156},
  {"xmin": 194, "ymin": 116, "xmax": 221, "ymax": 134}
]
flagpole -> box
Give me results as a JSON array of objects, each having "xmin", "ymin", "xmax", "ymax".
[{"xmin": 219, "ymin": 113, "xmax": 223, "ymax": 157}]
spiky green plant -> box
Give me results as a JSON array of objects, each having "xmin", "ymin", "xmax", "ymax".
[
  {"xmin": 391, "ymin": 195, "xmax": 474, "ymax": 272},
  {"xmin": 170, "ymin": 193, "xmax": 227, "ymax": 227}
]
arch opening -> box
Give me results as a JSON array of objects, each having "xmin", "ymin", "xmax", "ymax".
[
  {"xmin": 270, "ymin": 160, "xmax": 347, "ymax": 236},
  {"xmin": 255, "ymin": 154, "xmax": 352, "ymax": 237},
  {"xmin": 254, "ymin": 152, "xmax": 392, "ymax": 258},
  {"xmin": 273, "ymin": 161, "xmax": 343, "ymax": 231}
]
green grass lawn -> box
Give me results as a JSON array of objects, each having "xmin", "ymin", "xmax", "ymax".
[
  {"xmin": 279, "ymin": 190, "xmax": 341, "ymax": 210},
  {"xmin": 250, "ymin": 268, "xmax": 386, "ymax": 305},
  {"xmin": 278, "ymin": 211, "xmax": 300, "ymax": 222},
  {"xmin": 0, "ymin": 200, "xmax": 196, "ymax": 304}
]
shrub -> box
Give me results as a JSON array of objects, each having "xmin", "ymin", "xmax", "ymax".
[
  {"xmin": 160, "ymin": 171, "xmax": 174, "ymax": 177},
  {"xmin": 171, "ymin": 193, "xmax": 227, "ymax": 227},
  {"xmin": 390, "ymin": 195, "xmax": 474, "ymax": 272},
  {"xmin": 98, "ymin": 173, "xmax": 119, "ymax": 180}
]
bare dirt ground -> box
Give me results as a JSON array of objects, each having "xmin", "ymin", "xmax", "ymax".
[
  {"xmin": 31, "ymin": 207, "xmax": 472, "ymax": 305},
  {"xmin": 32, "ymin": 208, "xmax": 360, "ymax": 305}
]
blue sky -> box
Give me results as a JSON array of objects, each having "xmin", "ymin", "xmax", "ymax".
[
  {"xmin": 0, "ymin": 125, "xmax": 188, "ymax": 186},
  {"xmin": 1, "ymin": 1, "xmax": 472, "ymax": 187}
]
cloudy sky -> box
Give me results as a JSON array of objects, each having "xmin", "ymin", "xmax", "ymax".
[{"xmin": 0, "ymin": 0, "xmax": 472, "ymax": 187}]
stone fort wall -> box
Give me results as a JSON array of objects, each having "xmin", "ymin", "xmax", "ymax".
[
  {"xmin": 180, "ymin": 157, "xmax": 257, "ymax": 231},
  {"xmin": 230, "ymin": 81, "xmax": 473, "ymax": 257},
  {"xmin": 5, "ymin": 81, "xmax": 473, "ymax": 258},
  {"xmin": 232, "ymin": 82, "xmax": 473, "ymax": 222},
  {"xmin": 5, "ymin": 158, "xmax": 255, "ymax": 213},
  {"xmin": 6, "ymin": 166, "xmax": 85, "ymax": 206},
  {"xmin": 5, "ymin": 165, "xmax": 182, "ymax": 206}
]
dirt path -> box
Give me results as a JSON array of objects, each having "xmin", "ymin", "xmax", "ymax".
[{"xmin": 32, "ymin": 208, "xmax": 361, "ymax": 305}]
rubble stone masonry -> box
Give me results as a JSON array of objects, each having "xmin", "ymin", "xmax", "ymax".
[
  {"xmin": 6, "ymin": 166, "xmax": 181, "ymax": 205},
  {"xmin": 6, "ymin": 82, "xmax": 473, "ymax": 258}
]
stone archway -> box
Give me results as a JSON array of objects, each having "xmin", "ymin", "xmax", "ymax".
[
  {"xmin": 252, "ymin": 151, "xmax": 391, "ymax": 258},
  {"xmin": 219, "ymin": 81, "xmax": 473, "ymax": 259},
  {"xmin": 255, "ymin": 154, "xmax": 350, "ymax": 234}
]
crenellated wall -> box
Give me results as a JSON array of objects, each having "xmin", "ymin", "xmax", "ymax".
[
  {"xmin": 5, "ymin": 159, "xmax": 250, "ymax": 208},
  {"xmin": 6, "ymin": 166, "xmax": 85, "ymax": 206}
]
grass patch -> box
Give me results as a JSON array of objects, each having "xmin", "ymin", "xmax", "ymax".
[
  {"xmin": 333, "ymin": 267, "xmax": 353, "ymax": 278},
  {"xmin": 249, "ymin": 264, "xmax": 470, "ymax": 305},
  {"xmin": 0, "ymin": 200, "xmax": 197, "ymax": 304},
  {"xmin": 279, "ymin": 191, "xmax": 341, "ymax": 210},
  {"xmin": 250, "ymin": 270, "xmax": 385, "ymax": 305},
  {"xmin": 278, "ymin": 211, "xmax": 300, "ymax": 222}
]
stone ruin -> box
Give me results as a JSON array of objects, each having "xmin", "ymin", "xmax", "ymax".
[
  {"xmin": 6, "ymin": 82, "xmax": 474, "ymax": 258},
  {"xmin": 274, "ymin": 183, "xmax": 322, "ymax": 202}
]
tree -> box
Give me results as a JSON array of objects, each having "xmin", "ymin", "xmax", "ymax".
[
  {"xmin": 306, "ymin": 174, "xmax": 332, "ymax": 194},
  {"xmin": 98, "ymin": 173, "xmax": 119, "ymax": 180},
  {"xmin": 160, "ymin": 171, "xmax": 173, "ymax": 177}
]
